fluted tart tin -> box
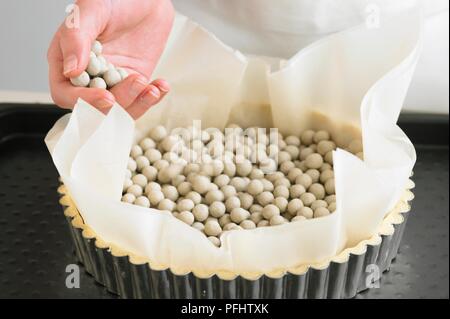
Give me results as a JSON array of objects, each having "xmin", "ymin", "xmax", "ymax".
[{"xmin": 58, "ymin": 181, "xmax": 414, "ymax": 299}]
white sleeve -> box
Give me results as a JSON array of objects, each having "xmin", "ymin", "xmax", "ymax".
[{"xmin": 172, "ymin": 0, "xmax": 449, "ymax": 114}]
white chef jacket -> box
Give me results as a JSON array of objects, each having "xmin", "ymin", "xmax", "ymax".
[{"xmin": 172, "ymin": 0, "xmax": 449, "ymax": 114}]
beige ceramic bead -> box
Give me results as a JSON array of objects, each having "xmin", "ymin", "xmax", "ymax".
[
  {"xmin": 285, "ymin": 135, "xmax": 301, "ymax": 146},
  {"xmin": 247, "ymin": 179, "xmax": 264, "ymax": 196},
  {"xmin": 305, "ymin": 153, "xmax": 323, "ymax": 169},
  {"xmin": 325, "ymin": 178, "xmax": 335, "ymax": 195},
  {"xmin": 248, "ymin": 205, "xmax": 262, "ymax": 215},
  {"xmin": 325, "ymin": 195, "xmax": 336, "ymax": 205},
  {"xmin": 145, "ymin": 182, "xmax": 161, "ymax": 194},
  {"xmin": 310, "ymin": 200, "xmax": 328, "ymax": 211},
  {"xmin": 320, "ymin": 170, "xmax": 334, "ymax": 183},
  {"xmin": 205, "ymin": 190, "xmax": 224, "ymax": 204},
  {"xmin": 144, "ymin": 148, "xmax": 162, "ymax": 164},
  {"xmin": 250, "ymin": 212, "xmax": 263, "ymax": 224},
  {"xmin": 230, "ymin": 177, "xmax": 247, "ymax": 192},
  {"xmin": 317, "ymin": 140, "xmax": 336, "ymax": 156},
  {"xmin": 127, "ymin": 184, "xmax": 143, "ymax": 197},
  {"xmin": 158, "ymin": 198, "xmax": 176, "ymax": 211},
  {"xmin": 153, "ymin": 159, "xmax": 169, "ymax": 171},
  {"xmin": 223, "ymin": 162, "xmax": 237, "ymax": 177},
  {"xmin": 219, "ymin": 214, "xmax": 232, "ymax": 227},
  {"xmin": 204, "ymin": 220, "xmax": 222, "ymax": 236},
  {"xmin": 236, "ymin": 159, "xmax": 252, "ymax": 177},
  {"xmin": 299, "ymin": 147, "xmax": 314, "ymax": 161},
  {"xmin": 148, "ymin": 190, "xmax": 164, "ymax": 206},
  {"xmin": 261, "ymin": 179, "xmax": 274, "ymax": 192},
  {"xmin": 240, "ymin": 220, "xmax": 256, "ymax": 229},
  {"xmin": 300, "ymin": 192, "xmax": 316, "ymax": 206},
  {"xmin": 149, "ymin": 125, "xmax": 167, "ymax": 142},
  {"xmin": 193, "ymin": 204, "xmax": 209, "ymax": 222},
  {"xmin": 128, "ymin": 158, "xmax": 137, "ymax": 172},
  {"xmin": 257, "ymin": 220, "xmax": 270, "ymax": 227},
  {"xmin": 313, "ymin": 130, "xmax": 330, "ymax": 143},
  {"xmin": 270, "ymin": 215, "xmax": 286, "ymax": 226},
  {"xmin": 230, "ymin": 208, "xmax": 250, "ymax": 223},
  {"xmin": 320, "ymin": 163, "xmax": 332, "ymax": 172},
  {"xmin": 135, "ymin": 155, "xmax": 150, "ymax": 171},
  {"xmin": 238, "ymin": 193, "xmax": 254, "ymax": 210},
  {"xmin": 314, "ymin": 207, "xmax": 330, "ymax": 218},
  {"xmin": 141, "ymin": 166, "xmax": 157, "ymax": 182},
  {"xmin": 277, "ymin": 151, "xmax": 292, "ymax": 164},
  {"xmin": 287, "ymin": 168, "xmax": 303, "ymax": 183},
  {"xmin": 309, "ymin": 183, "xmax": 326, "ymax": 200},
  {"xmin": 324, "ymin": 151, "xmax": 334, "ymax": 164},
  {"xmin": 295, "ymin": 173, "xmax": 313, "ymax": 189},
  {"xmin": 225, "ymin": 196, "xmax": 240, "ymax": 212},
  {"xmin": 178, "ymin": 211, "xmax": 195, "ymax": 225},
  {"xmin": 274, "ymin": 197, "xmax": 288, "ymax": 212},
  {"xmin": 290, "ymin": 184, "xmax": 306, "ymax": 198},
  {"xmin": 284, "ymin": 145, "xmax": 300, "ymax": 160},
  {"xmin": 209, "ymin": 201, "xmax": 226, "ymax": 218},
  {"xmin": 280, "ymin": 161, "xmax": 295, "ymax": 175},
  {"xmin": 134, "ymin": 195, "xmax": 151, "ymax": 208},
  {"xmin": 130, "ymin": 145, "xmax": 143, "ymax": 158},
  {"xmin": 192, "ymin": 175, "xmax": 211, "ymax": 194},
  {"xmin": 262, "ymin": 204, "xmax": 280, "ymax": 220},
  {"xmin": 208, "ymin": 236, "xmax": 221, "ymax": 247},
  {"xmin": 249, "ymin": 168, "xmax": 265, "ymax": 180},
  {"xmin": 122, "ymin": 193, "xmax": 136, "ymax": 204},
  {"xmin": 192, "ymin": 222, "xmax": 205, "ymax": 232},
  {"xmin": 306, "ymin": 169, "xmax": 320, "ymax": 183},
  {"xmin": 273, "ymin": 185, "xmax": 289, "ymax": 199},
  {"xmin": 160, "ymin": 185, "xmax": 177, "ymax": 202},
  {"xmin": 301, "ymin": 130, "xmax": 315, "ymax": 145},
  {"xmin": 177, "ymin": 182, "xmax": 192, "ymax": 196},
  {"xmin": 139, "ymin": 137, "xmax": 156, "ymax": 151},
  {"xmin": 257, "ymin": 191, "xmax": 274, "ymax": 206},
  {"xmin": 214, "ymin": 174, "xmax": 230, "ymax": 188},
  {"xmin": 287, "ymin": 198, "xmax": 303, "ymax": 216},
  {"xmin": 223, "ymin": 223, "xmax": 239, "ymax": 231},
  {"xmin": 297, "ymin": 206, "xmax": 314, "ymax": 219},
  {"xmin": 221, "ymin": 185, "xmax": 237, "ymax": 199},
  {"xmin": 177, "ymin": 199, "xmax": 195, "ymax": 212},
  {"xmin": 292, "ymin": 215, "xmax": 307, "ymax": 222},
  {"xmin": 184, "ymin": 191, "xmax": 200, "ymax": 205},
  {"xmin": 273, "ymin": 178, "xmax": 290, "ymax": 188},
  {"xmin": 328, "ymin": 202, "xmax": 337, "ymax": 212},
  {"xmin": 123, "ymin": 178, "xmax": 133, "ymax": 192}
]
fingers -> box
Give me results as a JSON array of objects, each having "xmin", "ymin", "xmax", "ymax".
[
  {"xmin": 108, "ymin": 73, "xmax": 149, "ymax": 109},
  {"xmin": 59, "ymin": 0, "xmax": 111, "ymax": 77},
  {"xmin": 127, "ymin": 80, "xmax": 169, "ymax": 119}
]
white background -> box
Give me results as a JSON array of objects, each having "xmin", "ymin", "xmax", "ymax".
[{"xmin": 0, "ymin": 0, "xmax": 448, "ymax": 114}]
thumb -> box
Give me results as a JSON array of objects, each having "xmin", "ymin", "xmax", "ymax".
[{"xmin": 60, "ymin": 0, "xmax": 110, "ymax": 77}]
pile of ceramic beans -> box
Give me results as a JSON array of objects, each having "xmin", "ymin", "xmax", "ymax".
[
  {"xmin": 70, "ymin": 40, "xmax": 128, "ymax": 89},
  {"xmin": 122, "ymin": 125, "xmax": 364, "ymax": 247}
]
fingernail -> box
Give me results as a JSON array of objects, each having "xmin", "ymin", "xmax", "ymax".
[
  {"xmin": 130, "ymin": 77, "xmax": 148, "ymax": 97},
  {"xmin": 156, "ymin": 80, "xmax": 170, "ymax": 93},
  {"xmin": 96, "ymin": 98, "xmax": 114, "ymax": 108},
  {"xmin": 63, "ymin": 54, "xmax": 78, "ymax": 75},
  {"xmin": 148, "ymin": 86, "xmax": 160, "ymax": 99}
]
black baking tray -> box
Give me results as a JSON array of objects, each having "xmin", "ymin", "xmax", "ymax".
[{"xmin": 0, "ymin": 103, "xmax": 448, "ymax": 299}]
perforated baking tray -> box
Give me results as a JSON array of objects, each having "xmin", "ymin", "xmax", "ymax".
[{"xmin": 0, "ymin": 103, "xmax": 448, "ymax": 298}]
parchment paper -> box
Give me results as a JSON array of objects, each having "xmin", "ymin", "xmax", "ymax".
[{"xmin": 45, "ymin": 9, "xmax": 422, "ymax": 274}]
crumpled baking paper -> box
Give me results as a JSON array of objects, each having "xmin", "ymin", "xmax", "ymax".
[{"xmin": 45, "ymin": 9, "xmax": 422, "ymax": 274}]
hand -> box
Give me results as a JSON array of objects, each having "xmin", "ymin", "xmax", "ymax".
[{"xmin": 47, "ymin": 0, "xmax": 174, "ymax": 119}]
